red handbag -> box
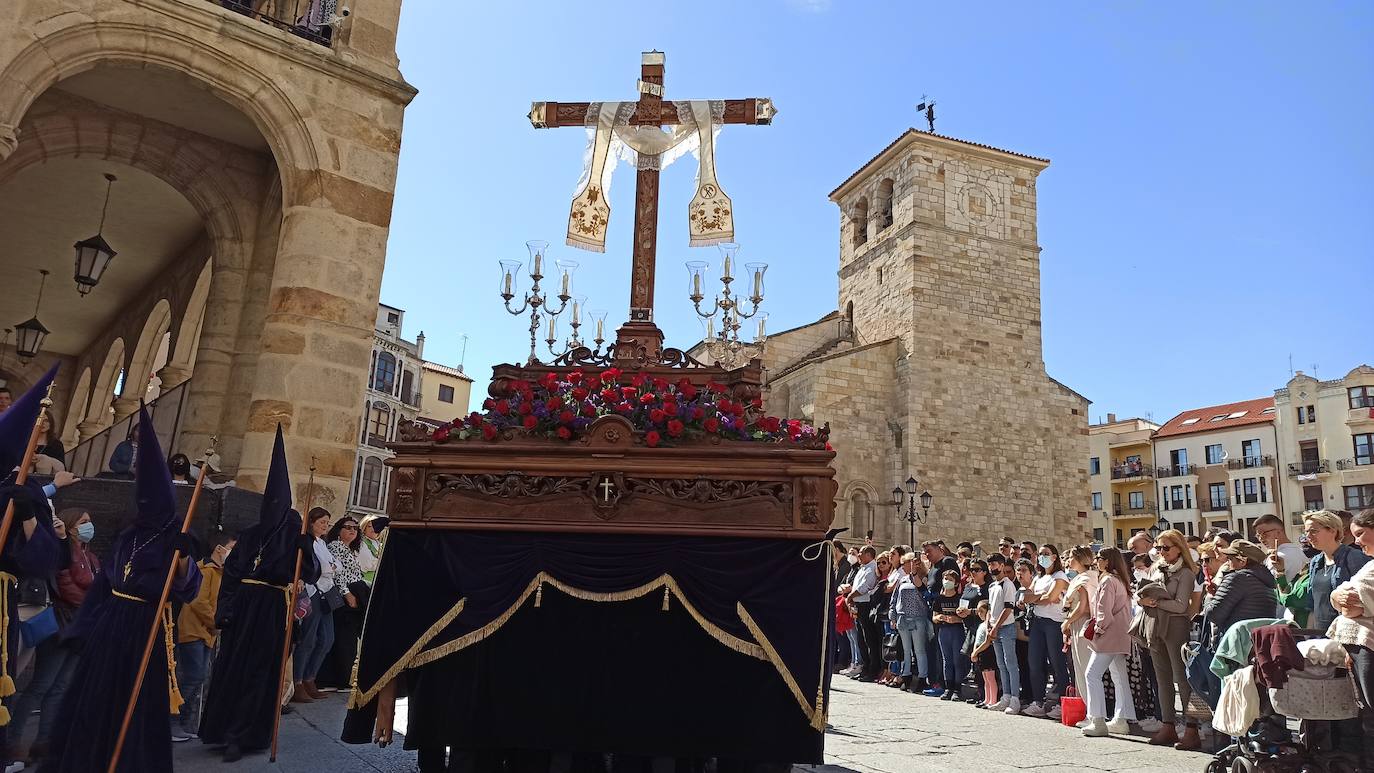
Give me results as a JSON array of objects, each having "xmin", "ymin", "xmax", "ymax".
[{"xmin": 1083, "ymin": 618, "xmax": 1097, "ymax": 640}]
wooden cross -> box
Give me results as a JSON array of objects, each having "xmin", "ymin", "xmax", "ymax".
[{"xmin": 529, "ymin": 51, "xmax": 775, "ymax": 363}]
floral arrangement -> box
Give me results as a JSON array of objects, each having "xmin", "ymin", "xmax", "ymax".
[{"xmin": 429, "ymin": 368, "xmax": 826, "ymax": 449}]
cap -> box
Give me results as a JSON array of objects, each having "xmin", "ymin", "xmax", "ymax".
[{"xmin": 1219, "ymin": 539, "xmax": 1267, "ymax": 565}]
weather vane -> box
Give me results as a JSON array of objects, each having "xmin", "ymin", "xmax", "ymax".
[{"xmin": 916, "ymin": 96, "xmax": 936, "ymax": 132}]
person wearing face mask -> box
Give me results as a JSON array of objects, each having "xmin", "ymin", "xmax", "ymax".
[
  {"xmin": 1021, "ymin": 545, "xmax": 1070, "ymax": 720},
  {"xmin": 1130, "ymin": 554, "xmax": 1153, "ymax": 587},
  {"xmin": 931, "ymin": 569, "xmax": 965, "ymax": 700},
  {"xmin": 3, "ymin": 509, "xmax": 96, "ymax": 767},
  {"xmin": 173, "ymin": 531, "xmax": 237, "ymax": 743}
]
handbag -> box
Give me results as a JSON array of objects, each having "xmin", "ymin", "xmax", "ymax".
[
  {"xmin": 319, "ymin": 584, "xmax": 346, "ymax": 611},
  {"xmin": 347, "ymin": 579, "xmax": 371, "ymax": 610},
  {"xmin": 881, "ymin": 632, "xmax": 903, "ymax": 663},
  {"xmin": 1083, "ymin": 617, "xmax": 1097, "ymax": 641},
  {"xmin": 19, "ymin": 606, "xmax": 58, "ymax": 648},
  {"xmin": 294, "ymin": 591, "xmax": 312, "ymax": 621}
]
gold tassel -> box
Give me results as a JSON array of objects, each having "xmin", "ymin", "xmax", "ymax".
[
  {"xmin": 0, "ymin": 706, "xmax": 9, "ymax": 726},
  {"xmin": 661, "ymin": 585, "xmax": 670, "ymax": 611},
  {"xmin": 162, "ymin": 606, "xmax": 185, "ymax": 714},
  {"xmin": 0, "ymin": 573, "xmax": 14, "ymax": 703},
  {"xmin": 534, "ymin": 581, "xmax": 543, "ymax": 608}
]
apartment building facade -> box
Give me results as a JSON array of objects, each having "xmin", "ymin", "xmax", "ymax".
[
  {"xmin": 1087, "ymin": 415, "xmax": 1161, "ymax": 547},
  {"xmin": 1274, "ymin": 366, "xmax": 1374, "ymax": 521},
  {"xmin": 348, "ymin": 304, "xmax": 424, "ymax": 517}
]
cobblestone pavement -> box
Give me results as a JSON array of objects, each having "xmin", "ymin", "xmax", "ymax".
[{"xmin": 800, "ymin": 678, "xmax": 1214, "ymax": 773}]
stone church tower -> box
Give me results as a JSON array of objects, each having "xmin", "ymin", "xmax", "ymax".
[{"xmin": 759, "ymin": 130, "xmax": 1089, "ymax": 548}]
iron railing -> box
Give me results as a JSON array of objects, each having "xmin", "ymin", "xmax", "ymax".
[
  {"xmin": 1287, "ymin": 459, "xmax": 1330, "ymax": 476},
  {"xmin": 215, "ymin": 0, "xmax": 338, "ymax": 47},
  {"xmin": 1113, "ymin": 502, "xmax": 1157, "ymax": 517},
  {"xmin": 1227, "ymin": 455, "xmax": 1274, "ymax": 470},
  {"xmin": 1111, "ymin": 464, "xmax": 1153, "ymax": 480},
  {"xmin": 65, "ymin": 380, "xmax": 191, "ymax": 478},
  {"xmin": 1337, "ymin": 458, "xmax": 1370, "ymax": 471},
  {"xmin": 1156, "ymin": 464, "xmax": 1196, "ymax": 478},
  {"xmin": 1202, "ymin": 497, "xmax": 1230, "ymax": 512}
]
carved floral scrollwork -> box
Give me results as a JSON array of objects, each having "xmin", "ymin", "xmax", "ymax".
[
  {"xmin": 547, "ymin": 344, "xmax": 710, "ymax": 370},
  {"xmin": 423, "ymin": 470, "xmax": 794, "ymax": 515},
  {"xmin": 397, "ymin": 419, "xmax": 432, "ymax": 443},
  {"xmin": 625, "ymin": 477, "xmax": 792, "ymax": 506},
  {"xmin": 799, "ymin": 477, "xmax": 820, "ymax": 524},
  {"xmin": 427, "ymin": 472, "xmax": 584, "ymax": 504},
  {"xmin": 393, "ymin": 467, "xmax": 417, "ymax": 516}
]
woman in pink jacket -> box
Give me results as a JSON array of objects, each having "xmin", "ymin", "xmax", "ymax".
[{"xmin": 1082, "ymin": 547, "xmax": 1136, "ymax": 737}]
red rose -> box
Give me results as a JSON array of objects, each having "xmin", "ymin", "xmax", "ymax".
[
  {"xmin": 752, "ymin": 397, "xmax": 763, "ymax": 409},
  {"xmin": 653, "ymin": 377, "xmax": 669, "ymax": 391},
  {"xmin": 522, "ymin": 415, "xmax": 538, "ymax": 430},
  {"xmin": 468, "ymin": 412, "xmax": 482, "ymax": 424},
  {"xmin": 645, "ymin": 431, "xmax": 661, "ymax": 448},
  {"xmin": 586, "ymin": 375, "xmax": 602, "ymax": 390},
  {"xmin": 556, "ymin": 426, "xmax": 572, "ymax": 440},
  {"xmin": 650, "ymin": 409, "xmax": 666, "ymax": 423},
  {"xmin": 692, "ymin": 407, "xmax": 704, "ymax": 420},
  {"xmin": 639, "ymin": 393, "xmax": 656, "ymax": 406},
  {"xmin": 824, "ymin": 442, "xmax": 833, "ymax": 451},
  {"xmin": 706, "ymin": 380, "xmax": 726, "ymax": 394},
  {"xmin": 677, "ymin": 378, "xmax": 698, "ymax": 399},
  {"xmin": 617, "ymin": 402, "xmax": 634, "ymax": 415},
  {"xmin": 761, "ymin": 416, "xmax": 781, "ymax": 433},
  {"xmin": 546, "ymin": 396, "xmax": 563, "ymax": 411},
  {"xmin": 630, "ymin": 373, "xmax": 647, "ymax": 388},
  {"xmin": 517, "ymin": 402, "xmax": 532, "ymax": 416},
  {"xmin": 541, "ymin": 372, "xmax": 558, "ymax": 388},
  {"xmin": 704, "ymin": 417, "xmax": 720, "ymax": 433},
  {"xmin": 621, "ymin": 386, "xmax": 639, "ymax": 400},
  {"xmin": 571, "ymin": 387, "xmax": 589, "ymax": 401},
  {"xmin": 601, "ymin": 367, "xmax": 623, "ymax": 383},
  {"xmin": 559, "ymin": 410, "xmax": 575, "ymax": 424},
  {"xmin": 433, "ymin": 427, "xmax": 450, "ymax": 442},
  {"xmin": 482, "ymin": 398, "xmax": 495, "ymax": 410},
  {"xmin": 667, "ymin": 419, "xmax": 685, "ymax": 437},
  {"xmin": 716, "ymin": 400, "xmax": 732, "ymax": 415},
  {"xmin": 601, "ymin": 388, "xmax": 619, "ymax": 403},
  {"xmin": 481, "ymin": 424, "xmax": 497, "ymax": 441},
  {"xmin": 661, "ymin": 400, "xmax": 678, "ymax": 416},
  {"xmin": 730, "ymin": 402, "xmax": 746, "ymax": 418},
  {"xmin": 493, "ymin": 401, "xmax": 510, "ymax": 416},
  {"xmin": 568, "ymin": 371, "xmax": 584, "ymax": 384},
  {"xmin": 581, "ymin": 402, "xmax": 596, "ymax": 417}
]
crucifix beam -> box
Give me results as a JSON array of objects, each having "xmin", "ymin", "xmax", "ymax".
[{"xmin": 528, "ymin": 52, "xmax": 775, "ymax": 365}]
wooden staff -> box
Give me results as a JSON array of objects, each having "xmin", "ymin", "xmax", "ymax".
[
  {"xmin": 106, "ymin": 437, "xmax": 217, "ymax": 773},
  {"xmin": 270, "ymin": 456, "xmax": 316, "ymax": 762},
  {"xmin": 0, "ymin": 383, "xmax": 55, "ymax": 555}
]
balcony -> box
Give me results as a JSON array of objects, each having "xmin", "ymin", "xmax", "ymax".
[
  {"xmin": 1338, "ymin": 458, "xmax": 1372, "ymax": 471},
  {"xmin": 1287, "ymin": 459, "xmax": 1330, "ymax": 477},
  {"xmin": 1227, "ymin": 455, "xmax": 1274, "ymax": 471},
  {"xmin": 365, "ymin": 433, "xmax": 390, "ymax": 449},
  {"xmin": 1156, "ymin": 464, "xmax": 1197, "ymax": 478},
  {"xmin": 1110, "ymin": 464, "xmax": 1153, "ymax": 481},
  {"xmin": 215, "ymin": 0, "xmax": 337, "ymax": 47},
  {"xmin": 1202, "ymin": 497, "xmax": 1230, "ymax": 513},
  {"xmin": 1349, "ymin": 406, "xmax": 1374, "ymax": 427},
  {"xmin": 1113, "ymin": 501, "xmax": 1157, "ymax": 517}
]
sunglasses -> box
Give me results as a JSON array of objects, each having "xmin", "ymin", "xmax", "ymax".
[{"xmin": 341, "ymin": 524, "xmax": 359, "ymax": 531}]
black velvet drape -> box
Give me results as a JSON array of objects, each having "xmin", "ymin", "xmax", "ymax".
[{"xmin": 346, "ymin": 528, "xmax": 832, "ymax": 763}]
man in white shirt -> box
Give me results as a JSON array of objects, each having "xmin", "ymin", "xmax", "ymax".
[
  {"xmin": 1253, "ymin": 514, "xmax": 1304, "ymax": 581},
  {"xmin": 985, "ymin": 554, "xmax": 1022, "ymax": 714},
  {"xmin": 847, "ymin": 546, "xmax": 880, "ymax": 681}
]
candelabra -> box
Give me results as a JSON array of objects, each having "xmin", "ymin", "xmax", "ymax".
[
  {"xmin": 687, "ymin": 243, "xmax": 768, "ymax": 369},
  {"xmin": 545, "ymin": 297, "xmax": 609, "ymax": 358},
  {"xmin": 499, "ymin": 240, "xmax": 578, "ymax": 365}
]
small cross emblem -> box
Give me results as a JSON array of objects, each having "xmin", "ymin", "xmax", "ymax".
[{"xmin": 598, "ymin": 476, "xmax": 616, "ymax": 503}]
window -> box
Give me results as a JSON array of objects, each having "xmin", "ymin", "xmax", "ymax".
[
  {"xmin": 1125, "ymin": 454, "xmax": 1142, "ymax": 472},
  {"xmin": 439, "ymin": 384, "xmax": 456, "ymax": 404},
  {"xmin": 1093, "ymin": 528, "xmax": 1104, "ymax": 544},
  {"xmin": 1303, "ymin": 484, "xmax": 1324, "ymax": 512},
  {"xmin": 368, "ymin": 403, "xmax": 391, "ymax": 445},
  {"xmin": 1186, "ymin": 483, "xmax": 1193, "ymax": 508},
  {"xmin": 1355, "ymin": 433, "xmax": 1374, "ymax": 466},
  {"xmin": 373, "ymin": 351, "xmax": 397, "ymax": 395},
  {"xmin": 1205, "ymin": 444, "xmax": 1224, "ymax": 465},
  {"xmin": 1208, "ymin": 483, "xmax": 1227, "ymax": 509},
  {"xmin": 1241, "ymin": 439, "xmax": 1262, "ymax": 466},
  {"xmin": 400, "ymin": 370, "xmax": 415, "ymax": 406},
  {"xmin": 1260, "ymin": 476, "xmax": 1269, "ymax": 502},
  {"xmin": 1115, "ymin": 529, "xmax": 1124, "ymax": 548},
  {"xmin": 359, "ymin": 457, "xmax": 384, "ymax": 510},
  {"xmin": 852, "ymin": 198, "xmax": 869, "ymax": 247},
  {"xmin": 1091, "ymin": 492, "xmax": 1102, "ymax": 510},
  {"xmin": 1181, "ymin": 418, "xmax": 1200, "ymax": 426},
  {"xmin": 1297, "ymin": 405, "xmax": 1315, "ymax": 424},
  {"xmin": 1209, "ymin": 414, "xmax": 1228, "ymax": 422},
  {"xmin": 1347, "ymin": 485, "xmax": 1374, "ymax": 510},
  {"xmin": 1261, "ymin": 407, "xmax": 1276, "ymax": 415},
  {"xmin": 1227, "ymin": 410, "xmax": 1248, "ymax": 419},
  {"xmin": 1128, "ymin": 491, "xmax": 1144, "ymax": 509},
  {"xmin": 1241, "ymin": 478, "xmax": 1259, "ymax": 504},
  {"xmin": 1171, "ymin": 448, "xmax": 1188, "ymax": 469},
  {"xmin": 387, "ymin": 312, "xmax": 399, "ymax": 324},
  {"xmin": 1169, "ymin": 485, "xmax": 1186, "ymax": 510},
  {"xmin": 1350, "ymin": 386, "xmax": 1373, "ymax": 409},
  {"xmin": 1089, "ymin": 457, "xmax": 1100, "ymax": 476},
  {"xmin": 877, "ymin": 179, "xmax": 894, "ymax": 229}
]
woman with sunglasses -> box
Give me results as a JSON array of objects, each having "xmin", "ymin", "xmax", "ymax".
[
  {"xmin": 317, "ymin": 516, "xmax": 366, "ymax": 691},
  {"xmin": 1136, "ymin": 529, "xmax": 1200, "ymax": 750},
  {"xmin": 1081, "ymin": 548, "xmax": 1136, "ymax": 737}
]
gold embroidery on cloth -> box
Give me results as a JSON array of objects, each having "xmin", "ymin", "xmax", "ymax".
[{"xmin": 736, "ymin": 602, "xmax": 825, "ymax": 731}]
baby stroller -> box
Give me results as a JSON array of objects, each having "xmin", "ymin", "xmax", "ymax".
[{"xmin": 1204, "ymin": 629, "xmax": 1361, "ymax": 773}]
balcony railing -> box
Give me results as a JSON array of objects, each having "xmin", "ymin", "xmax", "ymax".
[
  {"xmin": 1111, "ymin": 464, "xmax": 1153, "ymax": 480},
  {"xmin": 1156, "ymin": 464, "xmax": 1196, "ymax": 478},
  {"xmin": 1113, "ymin": 501, "xmax": 1157, "ymax": 517},
  {"xmin": 1337, "ymin": 458, "xmax": 1371, "ymax": 471},
  {"xmin": 1202, "ymin": 497, "xmax": 1230, "ymax": 512},
  {"xmin": 1287, "ymin": 459, "xmax": 1330, "ymax": 476},
  {"xmin": 365, "ymin": 433, "xmax": 390, "ymax": 449},
  {"xmin": 1227, "ymin": 455, "xmax": 1274, "ymax": 470},
  {"xmin": 216, "ymin": 0, "xmax": 337, "ymax": 47}
]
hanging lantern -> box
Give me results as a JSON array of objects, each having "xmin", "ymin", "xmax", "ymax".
[
  {"xmin": 73, "ymin": 173, "xmax": 118, "ymax": 296},
  {"xmin": 14, "ymin": 270, "xmax": 50, "ymax": 363}
]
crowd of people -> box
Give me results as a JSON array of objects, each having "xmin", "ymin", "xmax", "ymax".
[
  {"xmin": 0, "ymin": 381, "xmax": 390, "ymax": 771},
  {"xmin": 832, "ymin": 509, "xmax": 1374, "ymax": 766}
]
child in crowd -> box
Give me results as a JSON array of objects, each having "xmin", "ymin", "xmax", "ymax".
[
  {"xmin": 173, "ymin": 532, "xmax": 236, "ymax": 742},
  {"xmin": 968, "ymin": 600, "xmax": 998, "ymax": 708}
]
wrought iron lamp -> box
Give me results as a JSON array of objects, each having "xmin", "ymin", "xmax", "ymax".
[
  {"xmin": 1148, "ymin": 513, "xmax": 1171, "ymax": 540},
  {"xmin": 688, "ymin": 242, "xmax": 768, "ymax": 369},
  {"xmin": 73, "ymin": 173, "xmax": 119, "ymax": 296},
  {"xmin": 14, "ymin": 270, "xmax": 51, "ymax": 363},
  {"xmin": 498, "ymin": 240, "xmax": 577, "ymax": 365},
  {"xmin": 891, "ymin": 475, "xmax": 934, "ymax": 547}
]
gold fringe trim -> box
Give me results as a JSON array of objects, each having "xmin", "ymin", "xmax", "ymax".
[
  {"xmin": 737, "ymin": 602, "xmax": 825, "ymax": 732},
  {"xmin": 0, "ymin": 572, "xmax": 14, "ymax": 720},
  {"xmin": 534, "ymin": 581, "xmax": 543, "ymax": 608},
  {"xmin": 347, "ymin": 598, "xmax": 466, "ymax": 709},
  {"xmin": 662, "ymin": 585, "xmax": 670, "ymax": 611}
]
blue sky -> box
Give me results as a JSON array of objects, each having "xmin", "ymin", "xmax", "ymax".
[{"xmin": 381, "ymin": 1, "xmax": 1373, "ymax": 422}]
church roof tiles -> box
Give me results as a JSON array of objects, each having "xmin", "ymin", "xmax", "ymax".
[
  {"xmin": 829, "ymin": 129, "xmax": 1050, "ymax": 201},
  {"xmin": 1153, "ymin": 396, "xmax": 1276, "ymax": 439}
]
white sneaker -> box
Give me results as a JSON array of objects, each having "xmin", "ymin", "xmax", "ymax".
[
  {"xmin": 1023, "ymin": 701, "xmax": 1047, "ymax": 718},
  {"xmin": 989, "ymin": 696, "xmax": 1010, "ymax": 711},
  {"xmin": 1047, "ymin": 704, "xmax": 1062, "ymax": 721},
  {"xmin": 1082, "ymin": 717, "xmax": 1108, "ymax": 737},
  {"xmin": 1137, "ymin": 718, "xmax": 1163, "ymax": 733},
  {"xmin": 171, "ymin": 730, "xmax": 193, "ymax": 743},
  {"xmin": 1004, "ymin": 697, "xmax": 1022, "ymax": 715},
  {"xmin": 5, "ymin": 762, "xmax": 25, "ymax": 773},
  {"xmin": 1075, "ymin": 718, "xmax": 1092, "ymax": 728},
  {"xmin": 1106, "ymin": 718, "xmax": 1131, "ymax": 734}
]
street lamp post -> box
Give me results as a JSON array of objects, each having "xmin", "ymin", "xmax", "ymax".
[
  {"xmin": 891, "ymin": 475, "xmax": 934, "ymax": 548},
  {"xmin": 1148, "ymin": 513, "xmax": 1171, "ymax": 540}
]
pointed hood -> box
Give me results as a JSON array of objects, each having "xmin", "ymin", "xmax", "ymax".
[
  {"xmin": 259, "ymin": 424, "xmax": 292, "ymax": 529},
  {"xmin": 0, "ymin": 364, "xmax": 59, "ymax": 474},
  {"xmin": 133, "ymin": 401, "xmax": 177, "ymax": 530}
]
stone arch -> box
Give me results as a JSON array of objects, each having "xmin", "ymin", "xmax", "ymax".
[
  {"xmin": 61, "ymin": 366, "xmax": 92, "ymax": 448},
  {"xmin": 86, "ymin": 338, "xmax": 126, "ymax": 426},
  {"xmin": 123, "ymin": 299, "xmax": 173, "ymax": 401},
  {"xmin": 169, "ymin": 261, "xmax": 212, "ymax": 378},
  {"xmin": 0, "ymin": 22, "xmax": 320, "ymax": 206},
  {"xmin": 877, "ymin": 178, "xmax": 894, "ymax": 229},
  {"xmin": 843, "ymin": 480, "xmax": 879, "ymax": 539},
  {"xmin": 851, "ymin": 197, "xmax": 869, "ymax": 247}
]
